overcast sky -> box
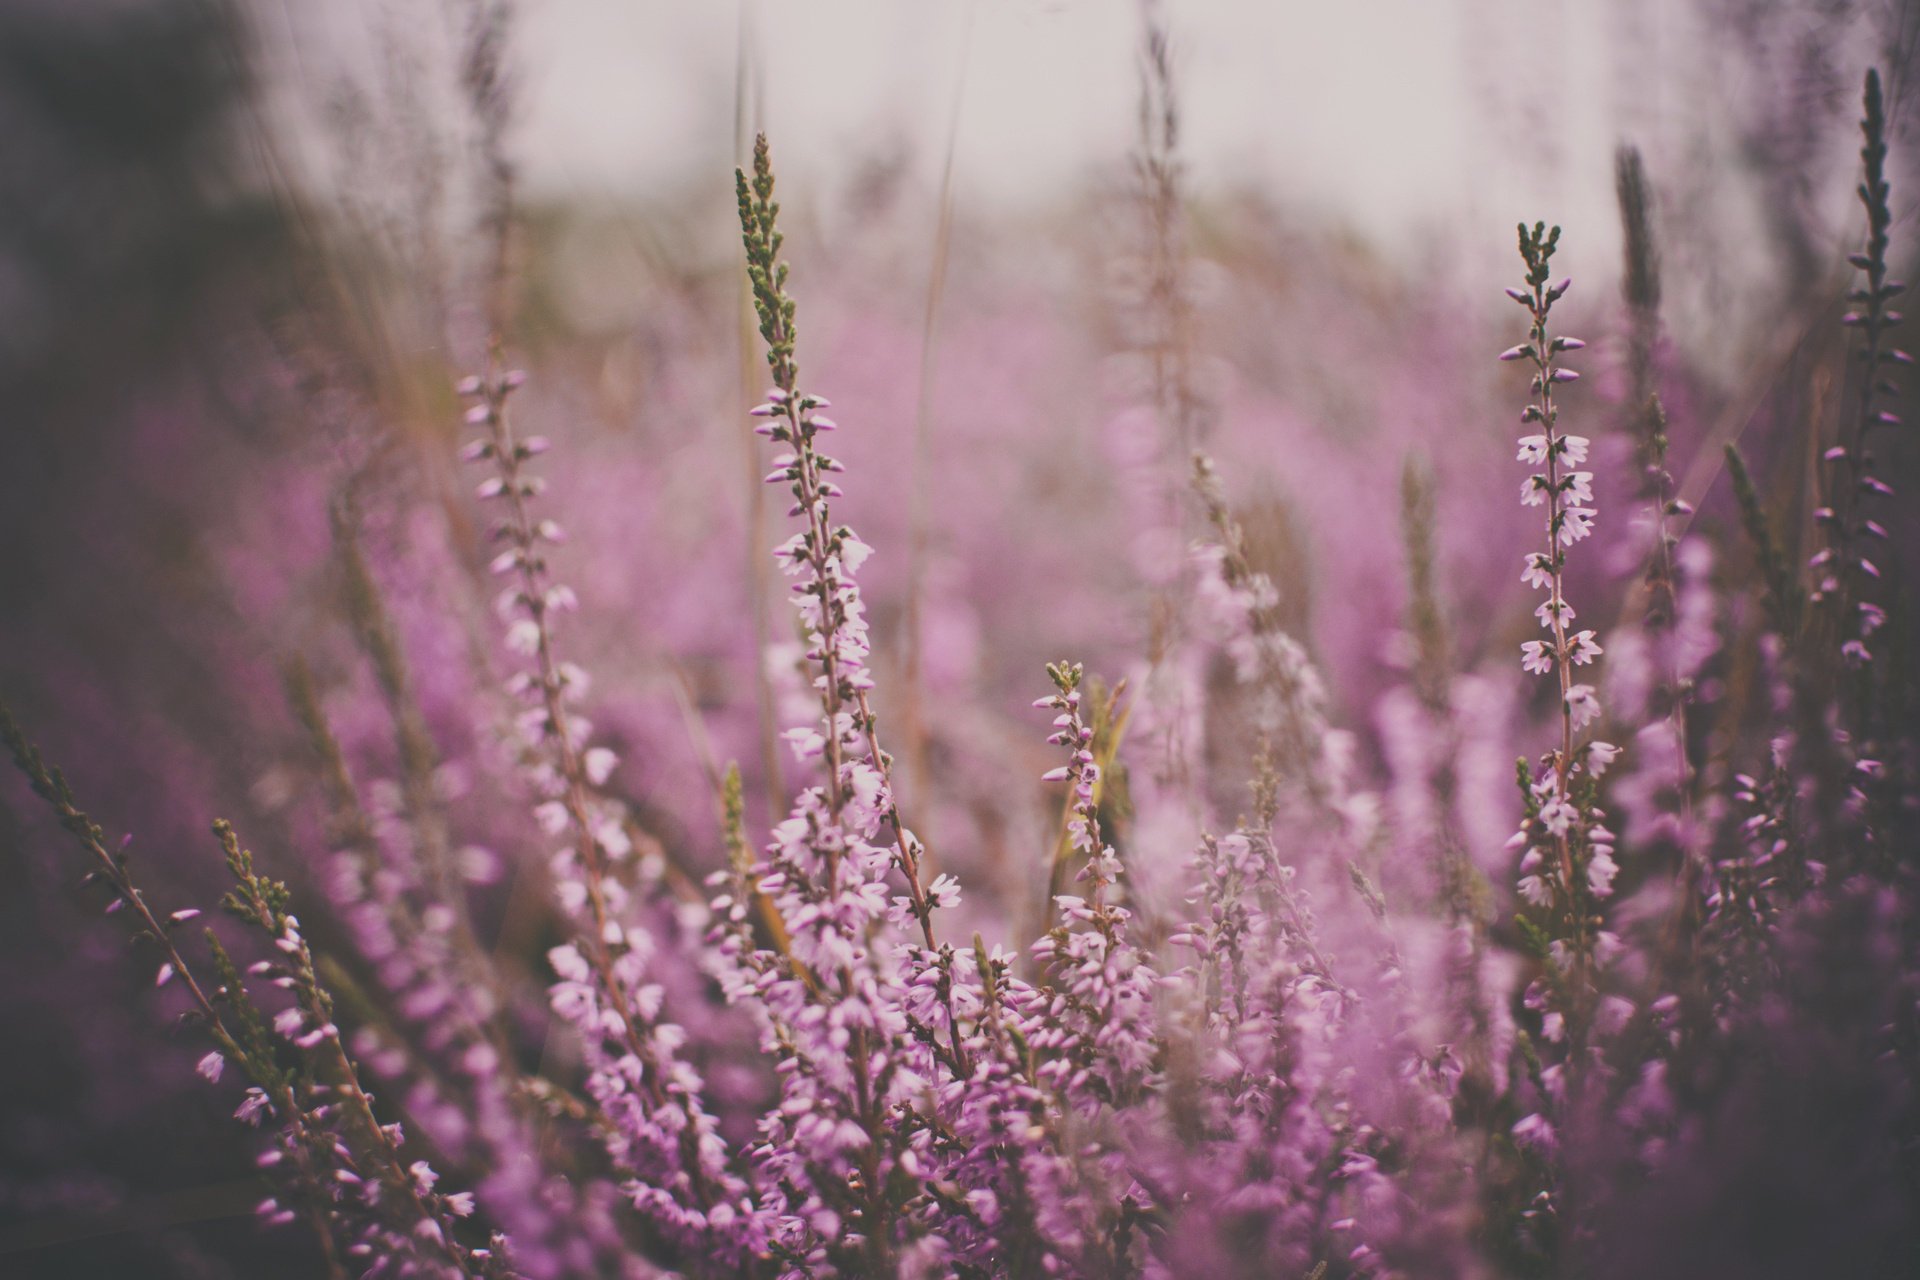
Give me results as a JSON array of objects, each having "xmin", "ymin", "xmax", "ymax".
[
  {"xmin": 514, "ymin": 0, "xmax": 1654, "ymax": 247},
  {"xmin": 248, "ymin": 0, "xmax": 1890, "ymax": 305}
]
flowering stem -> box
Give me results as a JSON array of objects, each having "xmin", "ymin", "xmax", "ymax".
[
  {"xmin": 1508, "ymin": 222, "xmax": 1611, "ymax": 1057},
  {"xmin": 217, "ymin": 822, "xmax": 494, "ymax": 1274},
  {"xmin": 3, "ymin": 708, "xmax": 426, "ymax": 1277},
  {"xmin": 1815, "ymin": 68, "xmax": 1907, "ymax": 685},
  {"xmin": 461, "ymin": 351, "xmax": 720, "ymax": 1218},
  {"xmin": 737, "ymin": 135, "xmax": 939, "ymax": 947},
  {"xmin": 3, "ymin": 708, "xmax": 229, "ymax": 1031},
  {"xmin": 1041, "ymin": 678, "xmax": 1132, "ymax": 937}
]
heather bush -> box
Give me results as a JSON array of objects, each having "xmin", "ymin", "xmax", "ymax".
[{"xmin": 1, "ymin": 5, "xmax": 1916, "ymax": 1279}]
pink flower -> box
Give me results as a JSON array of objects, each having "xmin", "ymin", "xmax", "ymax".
[
  {"xmin": 1558, "ymin": 506, "xmax": 1597, "ymax": 546},
  {"xmin": 1585, "ymin": 741, "xmax": 1621, "ymax": 777},
  {"xmin": 1535, "ymin": 597, "xmax": 1575, "ymax": 627},
  {"xmin": 1513, "ymin": 1113, "xmax": 1557, "ymax": 1153}
]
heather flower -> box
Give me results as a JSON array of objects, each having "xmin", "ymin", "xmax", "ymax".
[
  {"xmin": 1030, "ymin": 662, "xmax": 1161, "ymax": 1115},
  {"xmin": 282, "ymin": 660, "xmax": 585, "ymax": 1275},
  {"xmin": 1112, "ymin": 3, "xmax": 1217, "ymax": 865},
  {"xmin": 1377, "ymin": 463, "xmax": 1510, "ymax": 1098},
  {"xmin": 1605, "ymin": 535, "xmax": 1724, "ymax": 935},
  {"xmin": 1812, "ymin": 69, "xmax": 1908, "ymax": 676},
  {"xmin": 1504, "ymin": 224, "xmax": 1620, "ymax": 1087},
  {"xmin": 459, "ymin": 354, "xmax": 745, "ymax": 1258},
  {"xmin": 3, "ymin": 707, "xmax": 511, "ymax": 1278},
  {"xmin": 708, "ymin": 134, "xmax": 964, "ymax": 1274},
  {"xmin": 1191, "ymin": 453, "xmax": 1384, "ymax": 875}
]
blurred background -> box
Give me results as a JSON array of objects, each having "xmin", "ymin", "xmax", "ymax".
[{"xmin": 1, "ymin": 0, "xmax": 1915, "ymax": 1274}]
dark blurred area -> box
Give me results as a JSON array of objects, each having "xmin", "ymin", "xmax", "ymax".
[
  {"xmin": 0, "ymin": 3, "xmax": 320, "ymax": 1275},
  {"xmin": 0, "ymin": 0, "xmax": 260, "ymax": 390}
]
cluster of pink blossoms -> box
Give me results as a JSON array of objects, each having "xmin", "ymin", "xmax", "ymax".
[
  {"xmin": 1502, "ymin": 226, "xmax": 1627, "ymax": 1160},
  {"xmin": 460, "ymin": 361, "xmax": 746, "ymax": 1260}
]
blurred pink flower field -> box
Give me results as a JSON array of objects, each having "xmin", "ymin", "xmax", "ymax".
[{"xmin": 0, "ymin": 3, "xmax": 1916, "ymax": 1278}]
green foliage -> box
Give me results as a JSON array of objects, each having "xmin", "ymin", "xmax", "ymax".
[
  {"xmin": 721, "ymin": 761, "xmax": 750, "ymax": 875},
  {"xmin": 1513, "ymin": 913, "xmax": 1553, "ymax": 963},
  {"xmin": 1615, "ymin": 146, "xmax": 1661, "ymax": 316},
  {"xmin": 217, "ymin": 818, "xmax": 294, "ymax": 929},
  {"xmin": 206, "ymin": 929, "xmax": 301, "ymax": 1100},
  {"xmin": 1399, "ymin": 458, "xmax": 1449, "ymax": 707},
  {"xmin": 1516, "ymin": 221, "xmax": 1561, "ymax": 289},
  {"xmin": 737, "ymin": 134, "xmax": 798, "ymax": 393},
  {"xmin": 1, "ymin": 703, "xmax": 106, "ymax": 852},
  {"xmin": 1724, "ymin": 444, "xmax": 1803, "ymax": 638}
]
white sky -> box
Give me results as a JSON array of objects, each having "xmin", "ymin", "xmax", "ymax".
[
  {"xmin": 248, "ymin": 0, "xmax": 1886, "ymax": 309},
  {"xmin": 508, "ymin": 0, "xmax": 1633, "ymax": 245}
]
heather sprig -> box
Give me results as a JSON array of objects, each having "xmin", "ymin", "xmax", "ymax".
[
  {"xmin": 1020, "ymin": 662, "xmax": 1161, "ymax": 1273},
  {"xmin": 1385, "ymin": 460, "xmax": 1495, "ymax": 1085},
  {"xmin": 0, "ymin": 709, "xmax": 336, "ymax": 1263},
  {"xmin": 284, "ymin": 654, "xmax": 512, "ymax": 1118},
  {"xmin": 458, "ymin": 358, "xmax": 744, "ymax": 1258},
  {"xmin": 454, "ymin": 55, "xmax": 744, "ymax": 1245},
  {"xmin": 1708, "ymin": 742, "xmax": 1799, "ymax": 1004},
  {"xmin": 2, "ymin": 706, "xmax": 507, "ymax": 1278},
  {"xmin": 925, "ymin": 937, "xmax": 1086, "ymax": 1273},
  {"xmin": 1032, "ymin": 661, "xmax": 1161, "ymax": 1113},
  {"xmin": 729, "ymin": 133, "xmax": 962, "ymax": 1274},
  {"xmin": 1614, "ymin": 146, "xmax": 1686, "ymax": 606},
  {"xmin": 1191, "ymin": 453, "xmax": 1379, "ymax": 860},
  {"xmin": 1170, "ymin": 793, "xmax": 1347, "ymax": 1074},
  {"xmin": 1724, "ymin": 444, "xmax": 1804, "ymax": 638},
  {"xmin": 1611, "ymin": 149, "xmax": 1708, "ymax": 882},
  {"xmin": 1040, "ymin": 674, "xmax": 1132, "ymax": 936},
  {"xmin": 1503, "ymin": 224, "xmax": 1620, "ymax": 1088},
  {"xmin": 1815, "ymin": 67, "xmax": 1909, "ymax": 672},
  {"xmin": 738, "ymin": 134, "xmax": 938, "ymax": 946},
  {"xmin": 313, "ymin": 512, "xmax": 557, "ymax": 1241},
  {"xmin": 197, "ymin": 932, "xmax": 358, "ymax": 1280},
  {"xmin": 1762, "ymin": 67, "xmax": 1916, "ymax": 882},
  {"xmin": 1191, "ymin": 450, "xmax": 1393, "ymax": 996},
  {"xmin": 215, "ymin": 821, "xmax": 511, "ymax": 1278},
  {"xmin": 1163, "ymin": 806, "xmax": 1400, "ymax": 1274},
  {"xmin": 1129, "ymin": 0, "xmax": 1211, "ymax": 770}
]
